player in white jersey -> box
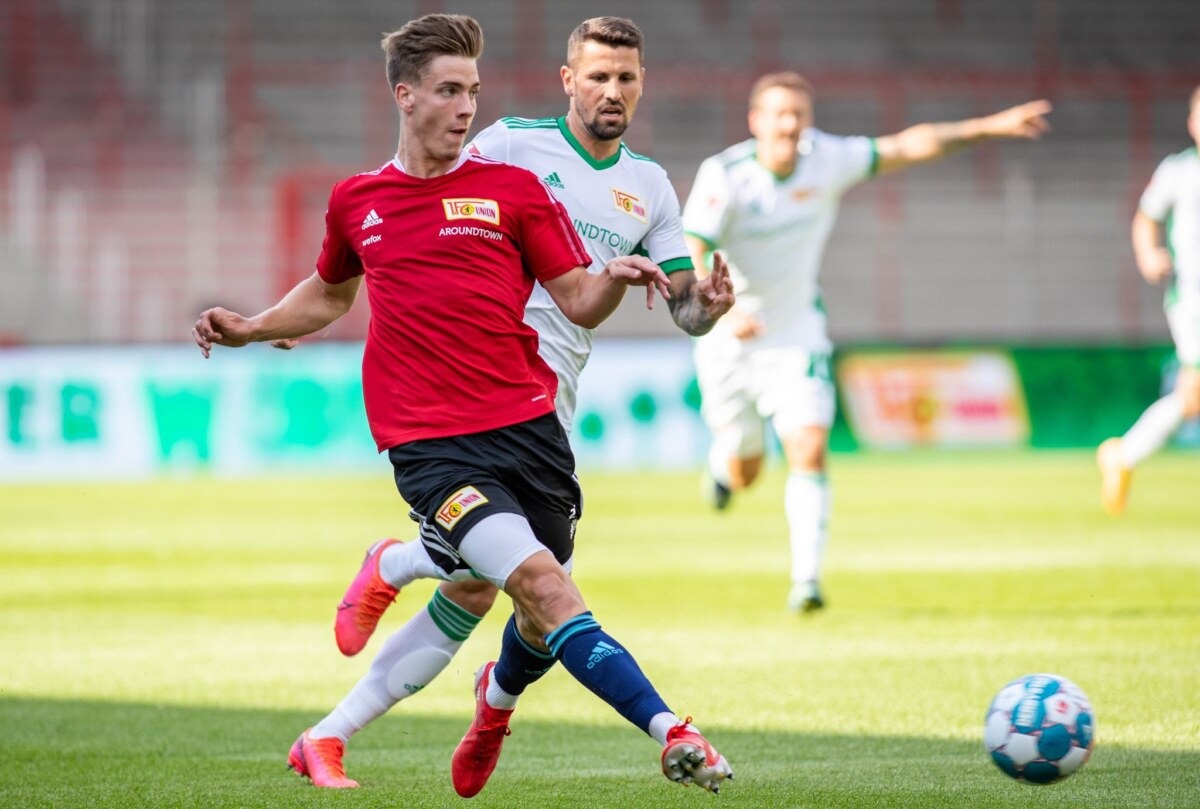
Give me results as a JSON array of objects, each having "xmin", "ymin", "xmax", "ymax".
[
  {"xmin": 469, "ymin": 113, "xmax": 703, "ymax": 430},
  {"xmin": 1097, "ymin": 86, "xmax": 1200, "ymax": 516},
  {"xmin": 682, "ymin": 71, "xmax": 1051, "ymax": 613},
  {"xmin": 285, "ymin": 17, "xmax": 735, "ymax": 789}
]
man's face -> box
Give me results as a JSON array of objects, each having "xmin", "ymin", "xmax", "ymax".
[
  {"xmin": 1189, "ymin": 96, "xmax": 1200, "ymax": 144},
  {"xmin": 397, "ymin": 54, "xmax": 479, "ymax": 161},
  {"xmin": 749, "ymin": 86, "xmax": 813, "ymax": 168},
  {"xmin": 562, "ymin": 41, "xmax": 644, "ymax": 142}
]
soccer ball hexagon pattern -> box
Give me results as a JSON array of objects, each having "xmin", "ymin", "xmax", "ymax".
[{"xmin": 984, "ymin": 673, "xmax": 1095, "ymax": 784}]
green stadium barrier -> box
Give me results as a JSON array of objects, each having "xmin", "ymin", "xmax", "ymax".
[
  {"xmin": 1006, "ymin": 345, "xmax": 1179, "ymax": 447},
  {"xmin": 829, "ymin": 344, "xmax": 1190, "ymax": 450},
  {"xmin": 0, "ymin": 342, "xmax": 1191, "ymax": 482}
]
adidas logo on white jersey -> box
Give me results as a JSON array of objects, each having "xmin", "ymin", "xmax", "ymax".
[
  {"xmin": 361, "ymin": 209, "xmax": 383, "ymax": 230},
  {"xmin": 543, "ymin": 172, "xmax": 565, "ymax": 189}
]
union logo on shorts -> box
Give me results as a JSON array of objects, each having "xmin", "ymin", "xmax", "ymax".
[
  {"xmin": 435, "ymin": 485, "xmax": 490, "ymax": 530},
  {"xmin": 442, "ymin": 198, "xmax": 500, "ymax": 225},
  {"xmin": 611, "ymin": 188, "xmax": 647, "ymax": 223}
]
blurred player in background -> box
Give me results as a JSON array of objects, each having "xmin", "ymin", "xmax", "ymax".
[
  {"xmin": 253, "ymin": 15, "xmax": 734, "ymax": 794},
  {"xmin": 682, "ymin": 72, "xmax": 1051, "ymax": 613},
  {"xmin": 1098, "ymin": 85, "xmax": 1200, "ymax": 516}
]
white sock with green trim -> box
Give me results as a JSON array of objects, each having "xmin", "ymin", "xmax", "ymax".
[
  {"xmin": 310, "ymin": 590, "xmax": 483, "ymax": 742},
  {"xmin": 785, "ymin": 471, "xmax": 830, "ymax": 586},
  {"xmin": 1120, "ymin": 394, "xmax": 1184, "ymax": 468}
]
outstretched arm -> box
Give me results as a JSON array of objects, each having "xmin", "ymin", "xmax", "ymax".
[
  {"xmin": 1132, "ymin": 210, "xmax": 1173, "ymax": 284},
  {"xmin": 666, "ymin": 253, "xmax": 735, "ymax": 336},
  {"xmin": 542, "ymin": 256, "xmax": 671, "ymax": 330},
  {"xmin": 192, "ymin": 271, "xmax": 361, "ymax": 358},
  {"xmin": 874, "ymin": 99, "xmax": 1052, "ymax": 175}
]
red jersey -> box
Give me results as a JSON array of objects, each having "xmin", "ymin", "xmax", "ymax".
[{"xmin": 316, "ymin": 153, "xmax": 590, "ymax": 450}]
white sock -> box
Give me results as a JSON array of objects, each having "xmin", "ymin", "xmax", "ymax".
[
  {"xmin": 378, "ymin": 538, "xmax": 444, "ymax": 589},
  {"xmin": 1120, "ymin": 394, "xmax": 1184, "ymax": 468},
  {"xmin": 707, "ymin": 445, "xmax": 732, "ymax": 488},
  {"xmin": 785, "ymin": 471, "xmax": 831, "ymax": 586},
  {"xmin": 310, "ymin": 605, "xmax": 462, "ymax": 741},
  {"xmin": 648, "ymin": 711, "xmax": 685, "ymax": 746},
  {"xmin": 484, "ymin": 670, "xmax": 520, "ymax": 710}
]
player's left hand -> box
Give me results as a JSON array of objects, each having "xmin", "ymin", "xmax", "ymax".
[
  {"xmin": 986, "ymin": 99, "xmax": 1053, "ymax": 140},
  {"xmin": 605, "ymin": 256, "xmax": 671, "ymax": 309},
  {"xmin": 695, "ymin": 252, "xmax": 736, "ymax": 320},
  {"xmin": 271, "ymin": 338, "xmax": 301, "ymax": 350}
]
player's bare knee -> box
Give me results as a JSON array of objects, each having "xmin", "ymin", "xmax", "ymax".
[
  {"xmin": 439, "ymin": 578, "xmax": 498, "ymax": 617},
  {"xmin": 1177, "ymin": 369, "xmax": 1200, "ymax": 417},
  {"xmin": 1181, "ymin": 391, "xmax": 1200, "ymax": 419},
  {"xmin": 783, "ymin": 432, "xmax": 827, "ymax": 473},
  {"xmin": 729, "ymin": 455, "xmax": 763, "ymax": 488},
  {"xmin": 505, "ymin": 560, "xmax": 585, "ymax": 636}
]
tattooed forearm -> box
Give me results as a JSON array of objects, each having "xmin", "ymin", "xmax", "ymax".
[{"xmin": 667, "ymin": 272, "xmax": 718, "ymax": 336}]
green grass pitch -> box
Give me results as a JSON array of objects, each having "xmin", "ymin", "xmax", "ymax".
[{"xmin": 2, "ymin": 450, "xmax": 1198, "ymax": 808}]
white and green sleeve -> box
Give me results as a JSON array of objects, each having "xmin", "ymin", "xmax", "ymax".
[
  {"xmin": 681, "ymin": 156, "xmax": 731, "ymax": 250},
  {"xmin": 641, "ymin": 173, "xmax": 694, "ymax": 274},
  {"xmin": 1139, "ymin": 155, "xmax": 1179, "ymax": 222},
  {"xmin": 812, "ymin": 129, "xmax": 879, "ymax": 195}
]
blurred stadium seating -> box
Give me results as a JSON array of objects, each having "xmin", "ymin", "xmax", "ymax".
[{"xmin": 2, "ymin": 0, "xmax": 1199, "ymax": 345}]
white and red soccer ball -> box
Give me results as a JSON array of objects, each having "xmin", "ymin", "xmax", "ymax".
[{"xmin": 984, "ymin": 673, "xmax": 1096, "ymax": 784}]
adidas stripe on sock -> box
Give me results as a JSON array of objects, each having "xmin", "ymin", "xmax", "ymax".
[{"xmin": 547, "ymin": 613, "xmax": 671, "ymax": 735}]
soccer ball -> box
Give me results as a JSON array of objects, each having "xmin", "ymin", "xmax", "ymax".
[{"xmin": 984, "ymin": 673, "xmax": 1095, "ymax": 784}]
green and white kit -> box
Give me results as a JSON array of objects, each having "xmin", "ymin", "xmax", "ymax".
[
  {"xmin": 1139, "ymin": 146, "xmax": 1200, "ymax": 367},
  {"xmin": 470, "ymin": 117, "xmax": 693, "ymax": 429},
  {"xmin": 682, "ymin": 128, "xmax": 877, "ymax": 445}
]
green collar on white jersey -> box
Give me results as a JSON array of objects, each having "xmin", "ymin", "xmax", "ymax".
[{"xmin": 556, "ymin": 117, "xmax": 623, "ymax": 171}]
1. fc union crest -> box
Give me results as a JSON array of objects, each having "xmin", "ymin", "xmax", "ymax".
[
  {"xmin": 435, "ymin": 485, "xmax": 490, "ymax": 530},
  {"xmin": 442, "ymin": 198, "xmax": 501, "ymax": 225},
  {"xmin": 611, "ymin": 188, "xmax": 647, "ymax": 223}
]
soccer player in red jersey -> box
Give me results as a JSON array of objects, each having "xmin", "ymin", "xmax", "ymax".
[{"xmin": 192, "ymin": 13, "xmax": 731, "ymax": 797}]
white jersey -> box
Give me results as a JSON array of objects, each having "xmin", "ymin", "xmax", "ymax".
[
  {"xmin": 1139, "ymin": 146, "xmax": 1200, "ymax": 307},
  {"xmin": 470, "ymin": 116, "xmax": 692, "ymax": 428},
  {"xmin": 682, "ymin": 128, "xmax": 877, "ymax": 352}
]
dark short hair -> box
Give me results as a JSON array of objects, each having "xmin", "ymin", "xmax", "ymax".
[
  {"xmin": 566, "ymin": 16, "xmax": 644, "ymax": 67},
  {"xmin": 749, "ymin": 71, "xmax": 815, "ymax": 110},
  {"xmin": 381, "ymin": 14, "xmax": 484, "ymax": 89}
]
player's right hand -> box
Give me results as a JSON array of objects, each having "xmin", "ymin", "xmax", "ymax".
[
  {"xmin": 986, "ymin": 99, "xmax": 1053, "ymax": 140},
  {"xmin": 1137, "ymin": 247, "xmax": 1174, "ymax": 284},
  {"xmin": 192, "ymin": 307, "xmax": 255, "ymax": 358}
]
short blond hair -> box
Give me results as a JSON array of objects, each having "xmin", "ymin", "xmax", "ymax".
[
  {"xmin": 381, "ymin": 14, "xmax": 484, "ymax": 89},
  {"xmin": 749, "ymin": 71, "xmax": 814, "ymax": 110},
  {"xmin": 1191, "ymin": 85, "xmax": 1200, "ymax": 113}
]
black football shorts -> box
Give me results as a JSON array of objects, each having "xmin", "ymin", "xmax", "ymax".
[{"xmin": 387, "ymin": 412, "xmax": 582, "ymax": 576}]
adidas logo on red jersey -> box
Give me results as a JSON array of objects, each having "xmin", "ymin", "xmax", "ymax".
[{"xmin": 361, "ymin": 209, "xmax": 383, "ymax": 230}]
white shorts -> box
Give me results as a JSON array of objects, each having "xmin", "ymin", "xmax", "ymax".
[
  {"xmin": 1166, "ymin": 296, "xmax": 1200, "ymax": 368},
  {"xmin": 527, "ymin": 306, "xmax": 592, "ymax": 434},
  {"xmin": 694, "ymin": 338, "xmax": 835, "ymax": 456}
]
